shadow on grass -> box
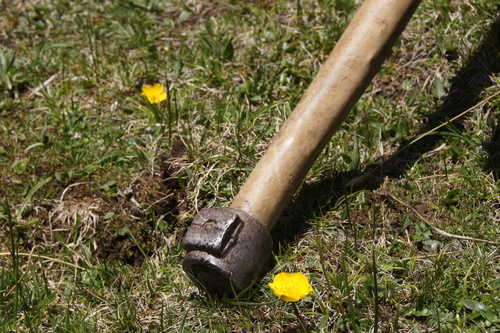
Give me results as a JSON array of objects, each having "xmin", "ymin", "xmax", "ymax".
[{"xmin": 275, "ymin": 14, "xmax": 500, "ymax": 247}]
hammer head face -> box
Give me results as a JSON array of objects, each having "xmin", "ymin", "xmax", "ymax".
[{"xmin": 182, "ymin": 208, "xmax": 273, "ymax": 296}]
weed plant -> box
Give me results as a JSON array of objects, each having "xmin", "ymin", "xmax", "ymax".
[{"xmin": 0, "ymin": 0, "xmax": 499, "ymax": 331}]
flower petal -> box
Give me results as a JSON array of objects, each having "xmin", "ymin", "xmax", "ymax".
[
  {"xmin": 268, "ymin": 272, "xmax": 312, "ymax": 302},
  {"xmin": 158, "ymin": 92, "xmax": 167, "ymax": 103},
  {"xmin": 152, "ymin": 83, "xmax": 163, "ymax": 94},
  {"xmin": 141, "ymin": 83, "xmax": 167, "ymax": 104}
]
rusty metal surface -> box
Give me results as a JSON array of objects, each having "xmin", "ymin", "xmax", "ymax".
[{"xmin": 182, "ymin": 208, "xmax": 273, "ymax": 295}]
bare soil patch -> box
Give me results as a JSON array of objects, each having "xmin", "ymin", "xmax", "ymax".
[{"xmin": 12, "ymin": 142, "xmax": 188, "ymax": 267}]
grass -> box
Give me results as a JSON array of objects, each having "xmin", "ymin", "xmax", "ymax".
[{"xmin": 1, "ymin": 0, "xmax": 499, "ymax": 331}]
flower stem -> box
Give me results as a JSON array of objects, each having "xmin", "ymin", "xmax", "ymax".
[{"xmin": 291, "ymin": 302, "xmax": 307, "ymax": 333}]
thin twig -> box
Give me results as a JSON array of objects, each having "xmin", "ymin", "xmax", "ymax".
[
  {"xmin": 346, "ymin": 90, "xmax": 500, "ymax": 188},
  {"xmin": 0, "ymin": 252, "xmax": 85, "ymax": 269},
  {"xmin": 291, "ymin": 302, "xmax": 308, "ymax": 333},
  {"xmin": 377, "ymin": 187, "xmax": 498, "ymax": 246},
  {"xmin": 407, "ymin": 90, "xmax": 500, "ymax": 146}
]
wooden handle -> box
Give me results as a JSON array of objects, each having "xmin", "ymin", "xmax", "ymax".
[{"xmin": 229, "ymin": 0, "xmax": 421, "ymax": 230}]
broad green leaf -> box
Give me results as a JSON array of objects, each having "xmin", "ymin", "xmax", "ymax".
[{"xmin": 463, "ymin": 300, "xmax": 500, "ymax": 323}]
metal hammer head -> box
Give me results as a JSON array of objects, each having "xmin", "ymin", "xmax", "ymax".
[{"xmin": 182, "ymin": 208, "xmax": 273, "ymax": 296}]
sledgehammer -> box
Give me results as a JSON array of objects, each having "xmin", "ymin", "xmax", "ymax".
[{"xmin": 182, "ymin": 0, "xmax": 421, "ymax": 295}]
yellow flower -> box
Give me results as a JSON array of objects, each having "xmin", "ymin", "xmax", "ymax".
[
  {"xmin": 268, "ymin": 272, "xmax": 312, "ymax": 302},
  {"xmin": 141, "ymin": 83, "xmax": 167, "ymax": 104}
]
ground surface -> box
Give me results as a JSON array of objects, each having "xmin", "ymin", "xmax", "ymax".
[{"xmin": 1, "ymin": 0, "xmax": 499, "ymax": 332}]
